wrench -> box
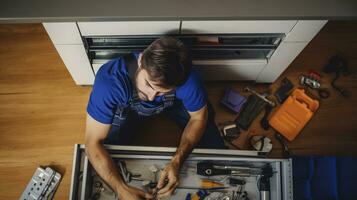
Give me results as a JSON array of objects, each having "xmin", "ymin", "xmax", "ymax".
[{"xmin": 244, "ymin": 87, "xmax": 276, "ymax": 107}]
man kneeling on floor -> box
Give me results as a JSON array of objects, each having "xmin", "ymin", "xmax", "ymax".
[{"xmin": 85, "ymin": 36, "xmax": 225, "ymax": 199}]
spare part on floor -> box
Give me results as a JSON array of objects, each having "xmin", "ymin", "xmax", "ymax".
[
  {"xmin": 300, "ymin": 74, "xmax": 330, "ymax": 99},
  {"xmin": 260, "ymin": 105, "xmax": 274, "ymax": 130},
  {"xmin": 249, "ymin": 136, "xmax": 273, "ymax": 153},
  {"xmin": 300, "ymin": 74, "xmax": 321, "ymax": 89},
  {"xmin": 222, "ymin": 123, "xmax": 241, "ymax": 141},
  {"xmin": 219, "ymin": 122, "xmax": 242, "ymax": 150},
  {"xmin": 235, "ymin": 94, "xmax": 267, "ymax": 131},
  {"xmin": 275, "ymin": 132, "xmax": 292, "ymax": 158},
  {"xmin": 221, "ymin": 88, "xmax": 247, "ymax": 113},
  {"xmin": 275, "ymin": 78, "xmax": 294, "ymax": 104},
  {"xmin": 244, "ymin": 87, "xmax": 275, "ymax": 107},
  {"xmin": 20, "ymin": 166, "xmax": 62, "ymax": 200},
  {"xmin": 269, "ymin": 88, "xmax": 319, "ymax": 141},
  {"xmin": 323, "ymin": 55, "xmax": 351, "ymax": 97}
]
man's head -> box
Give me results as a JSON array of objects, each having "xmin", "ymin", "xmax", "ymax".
[{"xmin": 135, "ymin": 37, "xmax": 192, "ymax": 101}]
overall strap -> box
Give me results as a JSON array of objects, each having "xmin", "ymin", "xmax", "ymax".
[
  {"xmin": 123, "ymin": 53, "xmax": 139, "ymax": 80},
  {"xmin": 112, "ymin": 106, "xmax": 129, "ymax": 127},
  {"xmin": 111, "ymin": 53, "xmax": 139, "ymax": 127},
  {"xmin": 162, "ymin": 92, "xmax": 176, "ymax": 107},
  {"xmin": 123, "ymin": 53, "xmax": 141, "ymax": 104}
]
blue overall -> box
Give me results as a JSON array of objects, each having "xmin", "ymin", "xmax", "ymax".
[{"xmin": 102, "ymin": 54, "xmax": 225, "ymax": 149}]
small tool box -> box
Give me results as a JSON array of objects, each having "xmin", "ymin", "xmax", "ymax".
[{"xmin": 269, "ymin": 88, "xmax": 319, "ymax": 141}]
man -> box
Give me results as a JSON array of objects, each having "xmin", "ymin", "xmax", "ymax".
[{"xmin": 85, "ymin": 36, "xmax": 225, "ymax": 199}]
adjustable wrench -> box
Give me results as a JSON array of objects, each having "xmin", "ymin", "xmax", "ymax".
[{"xmin": 244, "ymin": 87, "xmax": 276, "ymax": 107}]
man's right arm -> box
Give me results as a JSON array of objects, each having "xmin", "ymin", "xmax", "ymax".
[
  {"xmin": 85, "ymin": 114, "xmax": 127, "ymax": 194},
  {"xmin": 84, "ymin": 114, "xmax": 153, "ymax": 199}
]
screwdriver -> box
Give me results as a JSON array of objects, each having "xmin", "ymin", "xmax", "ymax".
[{"xmin": 200, "ymin": 179, "xmax": 225, "ymax": 189}]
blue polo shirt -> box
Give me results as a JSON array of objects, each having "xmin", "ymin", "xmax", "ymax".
[{"xmin": 87, "ymin": 53, "xmax": 208, "ymax": 124}]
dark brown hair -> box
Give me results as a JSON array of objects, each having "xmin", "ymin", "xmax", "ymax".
[{"xmin": 141, "ymin": 36, "xmax": 192, "ymax": 88}]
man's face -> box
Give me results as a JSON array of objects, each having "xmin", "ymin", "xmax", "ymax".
[{"xmin": 135, "ymin": 54, "xmax": 174, "ymax": 101}]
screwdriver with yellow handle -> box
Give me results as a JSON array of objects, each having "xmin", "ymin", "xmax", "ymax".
[
  {"xmin": 185, "ymin": 179, "xmax": 227, "ymax": 200},
  {"xmin": 200, "ymin": 179, "xmax": 225, "ymax": 189}
]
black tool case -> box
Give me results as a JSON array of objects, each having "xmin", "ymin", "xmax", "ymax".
[{"xmin": 69, "ymin": 144, "xmax": 293, "ymax": 200}]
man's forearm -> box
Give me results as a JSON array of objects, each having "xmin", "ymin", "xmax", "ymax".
[
  {"xmin": 86, "ymin": 142, "xmax": 126, "ymax": 193},
  {"xmin": 171, "ymin": 118, "xmax": 206, "ymax": 167}
]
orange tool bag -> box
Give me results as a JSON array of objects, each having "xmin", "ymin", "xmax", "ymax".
[{"xmin": 269, "ymin": 88, "xmax": 319, "ymax": 141}]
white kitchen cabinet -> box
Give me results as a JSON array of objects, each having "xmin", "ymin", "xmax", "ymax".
[
  {"xmin": 54, "ymin": 45, "xmax": 94, "ymax": 85},
  {"xmin": 43, "ymin": 20, "xmax": 327, "ymax": 85},
  {"xmin": 181, "ymin": 20, "xmax": 297, "ymax": 34},
  {"xmin": 284, "ymin": 20, "xmax": 328, "ymax": 42},
  {"xmin": 77, "ymin": 21, "xmax": 181, "ymax": 36},
  {"xmin": 254, "ymin": 20, "xmax": 328, "ymax": 82},
  {"xmin": 43, "ymin": 22, "xmax": 83, "ymax": 45},
  {"xmin": 256, "ymin": 42, "xmax": 307, "ymax": 82},
  {"xmin": 43, "ymin": 22, "xmax": 94, "ymax": 85}
]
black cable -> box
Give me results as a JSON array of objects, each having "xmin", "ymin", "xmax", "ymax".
[
  {"xmin": 219, "ymin": 122, "xmax": 242, "ymax": 150},
  {"xmin": 260, "ymin": 105, "xmax": 273, "ymax": 130},
  {"xmin": 323, "ymin": 55, "xmax": 351, "ymax": 98},
  {"xmin": 274, "ymin": 132, "xmax": 292, "ymax": 158},
  {"xmin": 331, "ymin": 71, "xmax": 350, "ymax": 97}
]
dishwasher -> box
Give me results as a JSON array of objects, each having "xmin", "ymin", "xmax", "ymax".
[{"xmin": 69, "ymin": 144, "xmax": 293, "ymax": 200}]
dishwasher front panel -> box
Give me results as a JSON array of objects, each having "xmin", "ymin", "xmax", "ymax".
[{"xmin": 70, "ymin": 145, "xmax": 293, "ymax": 200}]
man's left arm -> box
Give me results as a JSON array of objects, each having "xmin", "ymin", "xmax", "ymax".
[{"xmin": 157, "ymin": 104, "xmax": 208, "ymax": 198}]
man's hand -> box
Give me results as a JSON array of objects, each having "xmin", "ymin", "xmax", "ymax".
[
  {"xmin": 156, "ymin": 105, "xmax": 208, "ymax": 198},
  {"xmin": 85, "ymin": 114, "xmax": 153, "ymax": 200},
  {"xmin": 156, "ymin": 162, "xmax": 180, "ymax": 198},
  {"xmin": 117, "ymin": 184, "xmax": 153, "ymax": 200}
]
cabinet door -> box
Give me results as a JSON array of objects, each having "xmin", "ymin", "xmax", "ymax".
[
  {"xmin": 194, "ymin": 59, "xmax": 267, "ymax": 81},
  {"xmin": 284, "ymin": 20, "xmax": 328, "ymax": 42},
  {"xmin": 78, "ymin": 21, "xmax": 180, "ymax": 36},
  {"xmin": 43, "ymin": 22, "xmax": 83, "ymax": 45},
  {"xmin": 54, "ymin": 45, "xmax": 94, "ymax": 85},
  {"xmin": 256, "ymin": 42, "xmax": 307, "ymax": 82},
  {"xmin": 255, "ymin": 20, "xmax": 327, "ymax": 82},
  {"xmin": 181, "ymin": 20, "xmax": 297, "ymax": 34}
]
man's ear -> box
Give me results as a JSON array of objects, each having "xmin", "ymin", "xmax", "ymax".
[{"xmin": 138, "ymin": 53, "xmax": 143, "ymax": 68}]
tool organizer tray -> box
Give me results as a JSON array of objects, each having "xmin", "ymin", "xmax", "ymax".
[{"xmin": 69, "ymin": 145, "xmax": 293, "ymax": 200}]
